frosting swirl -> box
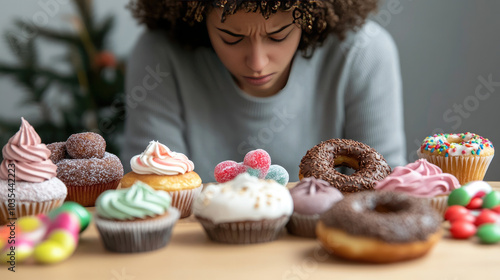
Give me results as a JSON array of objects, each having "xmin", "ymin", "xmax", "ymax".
[
  {"xmin": 96, "ymin": 180, "xmax": 172, "ymax": 220},
  {"xmin": 290, "ymin": 177, "xmax": 344, "ymax": 215},
  {"xmin": 130, "ymin": 141, "xmax": 194, "ymax": 175},
  {"xmin": 374, "ymin": 159, "xmax": 460, "ymax": 197},
  {"xmin": 0, "ymin": 118, "xmax": 57, "ymax": 182}
]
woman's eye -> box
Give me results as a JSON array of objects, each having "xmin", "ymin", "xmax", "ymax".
[
  {"xmin": 269, "ymin": 37, "xmax": 287, "ymax": 42},
  {"xmin": 222, "ymin": 38, "xmax": 243, "ymax": 45}
]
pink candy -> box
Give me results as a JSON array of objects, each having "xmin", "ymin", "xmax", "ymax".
[{"xmin": 214, "ymin": 149, "xmax": 289, "ymax": 185}]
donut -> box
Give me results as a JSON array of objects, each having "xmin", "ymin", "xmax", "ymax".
[
  {"xmin": 316, "ymin": 191, "xmax": 443, "ymax": 263},
  {"xmin": 417, "ymin": 132, "xmax": 494, "ymax": 184},
  {"xmin": 46, "ymin": 142, "xmax": 67, "ymax": 164},
  {"xmin": 56, "ymin": 152, "xmax": 124, "ymax": 206},
  {"xmin": 299, "ymin": 139, "xmax": 391, "ymax": 193},
  {"xmin": 66, "ymin": 132, "xmax": 106, "ymax": 159}
]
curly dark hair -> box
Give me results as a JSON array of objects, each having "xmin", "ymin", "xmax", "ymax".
[{"xmin": 128, "ymin": 0, "xmax": 379, "ymax": 57}]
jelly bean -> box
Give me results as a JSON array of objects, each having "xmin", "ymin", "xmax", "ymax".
[
  {"xmin": 476, "ymin": 224, "xmax": 500, "ymax": 244},
  {"xmin": 466, "ymin": 197, "xmax": 483, "ymax": 209},
  {"xmin": 491, "ymin": 205, "xmax": 500, "ymax": 214},
  {"xmin": 265, "ymin": 164, "xmax": 289, "ymax": 186},
  {"xmin": 47, "ymin": 229, "xmax": 77, "ymax": 251},
  {"xmin": 243, "ymin": 149, "xmax": 271, "ymax": 179},
  {"xmin": 448, "ymin": 181, "xmax": 492, "ymax": 206},
  {"xmin": 474, "ymin": 209, "xmax": 499, "ymax": 227},
  {"xmin": 33, "ymin": 240, "xmax": 70, "ymax": 264},
  {"xmin": 49, "ymin": 212, "xmax": 80, "ymax": 241},
  {"xmin": 48, "ymin": 202, "xmax": 91, "ymax": 232},
  {"xmin": 214, "ymin": 160, "xmax": 247, "ymax": 183},
  {"xmin": 17, "ymin": 215, "xmax": 47, "ymax": 244},
  {"xmin": 449, "ymin": 220, "xmax": 476, "ymax": 239},
  {"xmin": 449, "ymin": 213, "xmax": 476, "ymax": 224},
  {"xmin": 472, "ymin": 191, "xmax": 487, "ymax": 199},
  {"xmin": 444, "ymin": 205, "xmax": 469, "ymax": 221},
  {"xmin": 15, "ymin": 239, "xmax": 35, "ymax": 263},
  {"xmin": 482, "ymin": 191, "xmax": 500, "ymax": 209}
]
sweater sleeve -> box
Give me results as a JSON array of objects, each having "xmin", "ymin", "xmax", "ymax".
[
  {"xmin": 121, "ymin": 31, "xmax": 187, "ymax": 172},
  {"xmin": 343, "ymin": 22, "xmax": 407, "ymax": 168}
]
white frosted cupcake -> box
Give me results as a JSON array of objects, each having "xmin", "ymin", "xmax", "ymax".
[
  {"xmin": 193, "ymin": 173, "xmax": 293, "ymax": 244},
  {"xmin": 0, "ymin": 118, "xmax": 66, "ymax": 225}
]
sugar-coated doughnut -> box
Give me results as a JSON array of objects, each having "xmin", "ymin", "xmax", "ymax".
[
  {"xmin": 316, "ymin": 191, "xmax": 442, "ymax": 263},
  {"xmin": 66, "ymin": 132, "xmax": 106, "ymax": 159},
  {"xmin": 299, "ymin": 139, "xmax": 391, "ymax": 193},
  {"xmin": 47, "ymin": 142, "xmax": 67, "ymax": 164}
]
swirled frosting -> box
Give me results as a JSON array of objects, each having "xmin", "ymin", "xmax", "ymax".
[
  {"xmin": 96, "ymin": 180, "xmax": 172, "ymax": 220},
  {"xmin": 290, "ymin": 177, "xmax": 344, "ymax": 215},
  {"xmin": 0, "ymin": 118, "xmax": 57, "ymax": 182},
  {"xmin": 374, "ymin": 159, "xmax": 460, "ymax": 197},
  {"xmin": 130, "ymin": 141, "xmax": 194, "ymax": 175}
]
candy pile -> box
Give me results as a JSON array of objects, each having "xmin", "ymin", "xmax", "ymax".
[
  {"xmin": 214, "ymin": 149, "xmax": 289, "ymax": 186},
  {"xmin": 445, "ymin": 181, "xmax": 500, "ymax": 243},
  {"xmin": 0, "ymin": 202, "xmax": 91, "ymax": 264}
]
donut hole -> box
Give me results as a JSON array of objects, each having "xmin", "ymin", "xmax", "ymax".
[
  {"xmin": 333, "ymin": 156, "xmax": 359, "ymax": 175},
  {"xmin": 373, "ymin": 201, "xmax": 409, "ymax": 214}
]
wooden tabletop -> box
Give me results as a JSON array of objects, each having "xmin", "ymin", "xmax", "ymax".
[{"xmin": 6, "ymin": 182, "xmax": 500, "ymax": 280}]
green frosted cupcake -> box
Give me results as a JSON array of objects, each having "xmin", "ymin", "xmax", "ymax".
[{"xmin": 94, "ymin": 181, "xmax": 180, "ymax": 253}]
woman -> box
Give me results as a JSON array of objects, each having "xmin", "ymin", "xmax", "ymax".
[{"xmin": 122, "ymin": 0, "xmax": 407, "ymax": 182}]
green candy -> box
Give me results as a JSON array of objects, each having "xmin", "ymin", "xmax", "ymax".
[
  {"xmin": 482, "ymin": 191, "xmax": 500, "ymax": 209},
  {"xmin": 447, "ymin": 188, "xmax": 470, "ymax": 206},
  {"xmin": 476, "ymin": 224, "xmax": 500, "ymax": 244},
  {"xmin": 49, "ymin": 202, "xmax": 91, "ymax": 233}
]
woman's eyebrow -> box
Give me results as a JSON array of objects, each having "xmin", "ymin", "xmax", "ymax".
[{"xmin": 216, "ymin": 23, "xmax": 293, "ymax": 37}]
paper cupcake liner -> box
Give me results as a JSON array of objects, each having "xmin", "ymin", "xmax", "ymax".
[
  {"xmin": 167, "ymin": 185, "xmax": 203, "ymax": 219},
  {"xmin": 66, "ymin": 179, "xmax": 121, "ymax": 207},
  {"xmin": 417, "ymin": 152, "xmax": 493, "ymax": 185},
  {"xmin": 286, "ymin": 212, "xmax": 320, "ymax": 238},
  {"xmin": 196, "ymin": 215, "xmax": 290, "ymax": 244},
  {"xmin": 427, "ymin": 195, "xmax": 448, "ymax": 217},
  {"xmin": 94, "ymin": 207, "xmax": 180, "ymax": 253},
  {"xmin": 0, "ymin": 199, "xmax": 64, "ymax": 225}
]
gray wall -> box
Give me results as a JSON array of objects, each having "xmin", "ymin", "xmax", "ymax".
[{"xmin": 1, "ymin": 0, "xmax": 499, "ymax": 180}]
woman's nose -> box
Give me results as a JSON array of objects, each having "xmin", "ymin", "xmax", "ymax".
[{"xmin": 246, "ymin": 42, "xmax": 269, "ymax": 73}]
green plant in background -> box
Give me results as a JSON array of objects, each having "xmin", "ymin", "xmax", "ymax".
[{"xmin": 0, "ymin": 0, "xmax": 125, "ymax": 156}]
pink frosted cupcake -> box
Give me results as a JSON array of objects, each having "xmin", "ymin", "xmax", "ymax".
[
  {"xmin": 286, "ymin": 177, "xmax": 343, "ymax": 238},
  {"xmin": 374, "ymin": 159, "xmax": 460, "ymax": 216},
  {"xmin": 0, "ymin": 118, "xmax": 67, "ymax": 225}
]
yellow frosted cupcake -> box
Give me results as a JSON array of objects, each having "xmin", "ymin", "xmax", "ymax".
[
  {"xmin": 417, "ymin": 132, "xmax": 494, "ymax": 185},
  {"xmin": 120, "ymin": 141, "xmax": 202, "ymax": 218}
]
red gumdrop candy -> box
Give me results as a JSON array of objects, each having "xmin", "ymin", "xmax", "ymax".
[
  {"xmin": 243, "ymin": 149, "xmax": 271, "ymax": 179},
  {"xmin": 449, "ymin": 213, "xmax": 476, "ymax": 224},
  {"xmin": 474, "ymin": 209, "xmax": 499, "ymax": 227},
  {"xmin": 444, "ymin": 205, "xmax": 469, "ymax": 221},
  {"xmin": 491, "ymin": 205, "xmax": 500, "ymax": 214},
  {"xmin": 449, "ymin": 220, "xmax": 477, "ymax": 239},
  {"xmin": 466, "ymin": 197, "xmax": 483, "ymax": 209},
  {"xmin": 214, "ymin": 161, "xmax": 247, "ymax": 183}
]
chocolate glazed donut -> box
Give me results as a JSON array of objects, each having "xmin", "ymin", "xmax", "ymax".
[{"xmin": 299, "ymin": 139, "xmax": 391, "ymax": 193}]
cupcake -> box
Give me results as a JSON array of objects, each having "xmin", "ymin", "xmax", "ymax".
[
  {"xmin": 286, "ymin": 177, "xmax": 344, "ymax": 238},
  {"xmin": 417, "ymin": 132, "xmax": 494, "ymax": 184},
  {"xmin": 374, "ymin": 159, "xmax": 460, "ymax": 215},
  {"xmin": 120, "ymin": 141, "xmax": 202, "ymax": 218},
  {"xmin": 193, "ymin": 173, "xmax": 293, "ymax": 244},
  {"xmin": 0, "ymin": 118, "xmax": 67, "ymax": 225},
  {"xmin": 49, "ymin": 132, "xmax": 123, "ymax": 207},
  {"xmin": 94, "ymin": 180, "xmax": 180, "ymax": 253}
]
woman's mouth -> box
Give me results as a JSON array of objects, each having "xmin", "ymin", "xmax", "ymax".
[{"xmin": 243, "ymin": 73, "xmax": 275, "ymax": 86}]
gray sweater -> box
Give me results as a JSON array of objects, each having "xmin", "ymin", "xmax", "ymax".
[{"xmin": 122, "ymin": 20, "xmax": 407, "ymax": 182}]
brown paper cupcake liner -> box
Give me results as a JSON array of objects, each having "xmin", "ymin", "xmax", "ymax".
[
  {"xmin": 94, "ymin": 207, "xmax": 180, "ymax": 253},
  {"xmin": 196, "ymin": 215, "xmax": 290, "ymax": 244},
  {"xmin": 417, "ymin": 152, "xmax": 493, "ymax": 185},
  {"xmin": 428, "ymin": 195, "xmax": 448, "ymax": 217},
  {"xmin": 0, "ymin": 199, "xmax": 64, "ymax": 225},
  {"xmin": 286, "ymin": 212, "xmax": 320, "ymax": 238},
  {"xmin": 167, "ymin": 185, "xmax": 203, "ymax": 219},
  {"xmin": 66, "ymin": 179, "xmax": 121, "ymax": 207}
]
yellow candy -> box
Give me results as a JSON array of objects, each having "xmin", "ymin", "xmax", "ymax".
[
  {"xmin": 33, "ymin": 240, "xmax": 70, "ymax": 264},
  {"xmin": 48, "ymin": 230, "xmax": 76, "ymax": 251},
  {"xmin": 18, "ymin": 216, "xmax": 42, "ymax": 232}
]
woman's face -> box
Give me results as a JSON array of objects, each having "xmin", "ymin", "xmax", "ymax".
[{"xmin": 206, "ymin": 9, "xmax": 302, "ymax": 97}]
